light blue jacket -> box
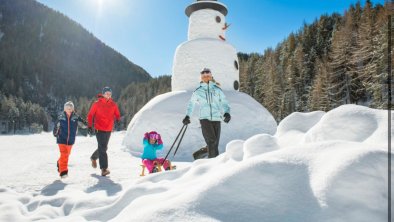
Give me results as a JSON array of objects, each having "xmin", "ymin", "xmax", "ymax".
[
  {"xmin": 141, "ymin": 139, "xmax": 163, "ymax": 160},
  {"xmin": 186, "ymin": 81, "xmax": 230, "ymax": 121}
]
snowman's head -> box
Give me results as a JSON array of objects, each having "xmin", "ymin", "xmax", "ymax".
[{"xmin": 186, "ymin": 1, "xmax": 228, "ymax": 40}]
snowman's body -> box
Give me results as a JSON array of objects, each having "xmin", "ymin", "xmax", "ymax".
[{"xmin": 172, "ymin": 1, "xmax": 239, "ymax": 91}]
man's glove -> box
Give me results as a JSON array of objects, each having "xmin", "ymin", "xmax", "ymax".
[
  {"xmin": 223, "ymin": 113, "xmax": 231, "ymax": 123},
  {"xmin": 81, "ymin": 118, "xmax": 88, "ymax": 126},
  {"xmin": 115, "ymin": 120, "xmax": 121, "ymax": 129},
  {"xmin": 88, "ymin": 127, "xmax": 94, "ymax": 136},
  {"xmin": 182, "ymin": 116, "xmax": 191, "ymax": 125}
]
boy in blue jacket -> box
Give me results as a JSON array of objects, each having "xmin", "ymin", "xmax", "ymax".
[
  {"xmin": 141, "ymin": 131, "xmax": 171, "ymax": 173},
  {"xmin": 53, "ymin": 101, "xmax": 87, "ymax": 178}
]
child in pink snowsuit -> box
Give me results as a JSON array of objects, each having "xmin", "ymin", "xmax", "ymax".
[{"xmin": 141, "ymin": 131, "xmax": 171, "ymax": 173}]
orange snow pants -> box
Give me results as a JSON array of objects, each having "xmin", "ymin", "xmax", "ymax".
[{"xmin": 58, "ymin": 144, "xmax": 73, "ymax": 173}]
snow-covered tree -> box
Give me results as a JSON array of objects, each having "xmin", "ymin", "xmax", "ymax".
[{"xmin": 309, "ymin": 57, "xmax": 331, "ymax": 111}]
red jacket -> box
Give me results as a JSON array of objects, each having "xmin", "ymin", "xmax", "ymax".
[{"xmin": 87, "ymin": 94, "xmax": 121, "ymax": 132}]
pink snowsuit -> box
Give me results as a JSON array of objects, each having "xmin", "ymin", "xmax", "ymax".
[{"xmin": 142, "ymin": 158, "xmax": 170, "ymax": 173}]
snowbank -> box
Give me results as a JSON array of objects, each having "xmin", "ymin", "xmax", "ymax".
[{"xmin": 0, "ymin": 104, "xmax": 391, "ymax": 221}]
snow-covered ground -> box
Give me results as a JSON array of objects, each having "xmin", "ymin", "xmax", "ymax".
[{"xmin": 0, "ymin": 104, "xmax": 392, "ymax": 221}]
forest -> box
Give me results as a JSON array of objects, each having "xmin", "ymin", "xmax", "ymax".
[{"xmin": 238, "ymin": 1, "xmax": 391, "ymax": 121}]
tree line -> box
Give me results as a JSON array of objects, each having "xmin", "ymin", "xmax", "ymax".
[
  {"xmin": 238, "ymin": 1, "xmax": 390, "ymax": 122},
  {"xmin": 0, "ymin": 76, "xmax": 171, "ymax": 134},
  {"xmin": 0, "ymin": 93, "xmax": 48, "ymax": 133},
  {"xmin": 59, "ymin": 76, "xmax": 172, "ymax": 131}
]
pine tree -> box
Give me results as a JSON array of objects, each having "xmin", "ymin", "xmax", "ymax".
[
  {"xmin": 309, "ymin": 57, "xmax": 331, "ymax": 111},
  {"xmin": 370, "ymin": 3, "xmax": 389, "ymax": 108},
  {"xmin": 329, "ymin": 10, "xmax": 352, "ymax": 106},
  {"xmin": 352, "ymin": 0, "xmax": 376, "ymax": 104},
  {"xmin": 262, "ymin": 50, "xmax": 282, "ymax": 121}
]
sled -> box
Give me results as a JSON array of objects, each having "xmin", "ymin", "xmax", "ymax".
[
  {"xmin": 193, "ymin": 146, "xmax": 208, "ymax": 160},
  {"xmin": 140, "ymin": 160, "xmax": 176, "ymax": 176}
]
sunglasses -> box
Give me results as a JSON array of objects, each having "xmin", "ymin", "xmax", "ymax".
[
  {"xmin": 149, "ymin": 134, "xmax": 159, "ymax": 140},
  {"xmin": 201, "ymin": 71, "xmax": 211, "ymax": 74}
]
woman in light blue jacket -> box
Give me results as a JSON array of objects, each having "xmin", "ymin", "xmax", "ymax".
[{"xmin": 182, "ymin": 68, "xmax": 231, "ymax": 158}]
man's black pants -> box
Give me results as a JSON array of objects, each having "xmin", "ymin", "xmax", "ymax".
[{"xmin": 91, "ymin": 131, "xmax": 111, "ymax": 169}]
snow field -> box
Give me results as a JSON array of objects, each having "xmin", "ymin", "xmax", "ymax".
[{"xmin": 0, "ymin": 104, "xmax": 392, "ymax": 221}]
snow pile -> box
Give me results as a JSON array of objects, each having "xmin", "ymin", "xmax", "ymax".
[
  {"xmin": 0, "ymin": 104, "xmax": 391, "ymax": 221},
  {"xmin": 123, "ymin": 90, "xmax": 277, "ymax": 161}
]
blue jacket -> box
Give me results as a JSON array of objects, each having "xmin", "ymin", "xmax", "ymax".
[
  {"xmin": 186, "ymin": 81, "xmax": 230, "ymax": 121},
  {"xmin": 53, "ymin": 112, "xmax": 86, "ymax": 145},
  {"xmin": 141, "ymin": 139, "xmax": 163, "ymax": 160}
]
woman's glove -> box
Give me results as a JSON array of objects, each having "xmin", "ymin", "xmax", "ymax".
[
  {"xmin": 223, "ymin": 113, "xmax": 231, "ymax": 123},
  {"xmin": 182, "ymin": 116, "xmax": 190, "ymax": 125}
]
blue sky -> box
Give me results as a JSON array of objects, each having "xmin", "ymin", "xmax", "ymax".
[{"xmin": 36, "ymin": 0, "xmax": 385, "ymax": 77}]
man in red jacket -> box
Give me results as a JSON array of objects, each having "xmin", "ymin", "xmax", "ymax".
[{"xmin": 87, "ymin": 86, "xmax": 121, "ymax": 176}]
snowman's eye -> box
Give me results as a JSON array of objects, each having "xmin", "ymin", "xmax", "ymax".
[{"xmin": 215, "ymin": 16, "xmax": 221, "ymax": 23}]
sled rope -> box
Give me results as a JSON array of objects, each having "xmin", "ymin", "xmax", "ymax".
[{"xmin": 162, "ymin": 124, "xmax": 188, "ymax": 165}]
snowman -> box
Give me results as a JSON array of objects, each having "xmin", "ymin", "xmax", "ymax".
[{"xmin": 124, "ymin": 0, "xmax": 277, "ymax": 162}]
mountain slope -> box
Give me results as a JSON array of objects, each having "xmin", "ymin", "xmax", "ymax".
[{"xmin": 0, "ymin": 0, "xmax": 151, "ymax": 107}]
